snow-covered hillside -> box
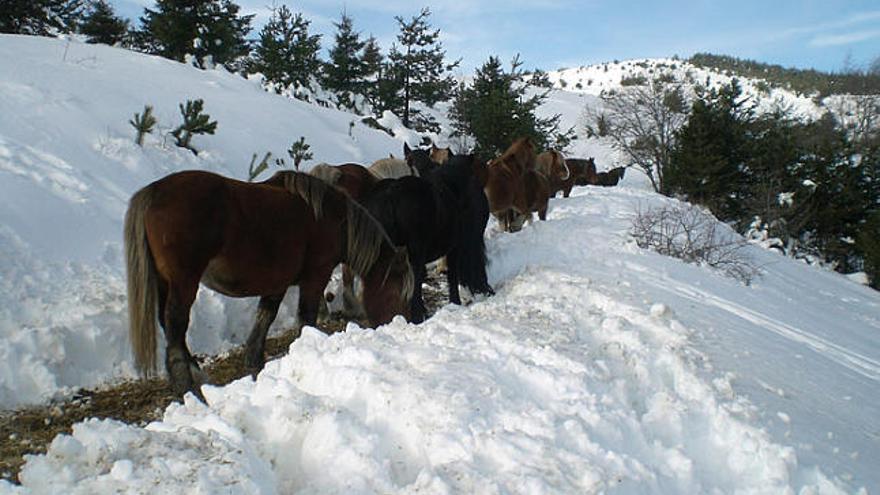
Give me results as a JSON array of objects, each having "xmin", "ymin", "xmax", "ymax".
[
  {"xmin": 0, "ymin": 34, "xmax": 408, "ymax": 408},
  {"xmin": 1, "ymin": 36, "xmax": 878, "ymax": 492},
  {"xmin": 549, "ymin": 57, "xmax": 826, "ymax": 121}
]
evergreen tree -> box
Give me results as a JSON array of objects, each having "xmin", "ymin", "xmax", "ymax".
[
  {"xmin": 139, "ymin": 0, "xmax": 253, "ymax": 69},
  {"xmin": 449, "ymin": 55, "xmax": 562, "ymax": 159},
  {"xmin": 323, "ymin": 12, "xmax": 366, "ymax": 108},
  {"xmin": 386, "ymin": 7, "xmax": 459, "ymax": 131},
  {"xmin": 249, "ymin": 4, "xmax": 321, "ymax": 96},
  {"xmin": 79, "ymin": 0, "xmax": 127, "ymax": 45},
  {"xmin": 1, "ymin": 0, "xmax": 83, "ymax": 35},
  {"xmin": 361, "ymin": 35, "xmax": 388, "ymax": 110},
  {"xmin": 665, "ymin": 80, "xmax": 753, "ymax": 220}
]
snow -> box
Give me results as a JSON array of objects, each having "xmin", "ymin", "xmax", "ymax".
[{"xmin": 1, "ymin": 35, "xmax": 878, "ymax": 493}]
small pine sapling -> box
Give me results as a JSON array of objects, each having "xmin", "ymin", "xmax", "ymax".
[
  {"xmin": 130, "ymin": 105, "xmax": 157, "ymax": 146},
  {"xmin": 247, "ymin": 152, "xmax": 273, "ymax": 181},
  {"xmin": 287, "ymin": 136, "xmax": 313, "ymax": 170},
  {"xmin": 171, "ymin": 99, "xmax": 218, "ymax": 155}
]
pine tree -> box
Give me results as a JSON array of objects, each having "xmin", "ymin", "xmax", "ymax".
[
  {"xmin": 139, "ymin": 0, "xmax": 253, "ymax": 70},
  {"xmin": 449, "ymin": 55, "xmax": 563, "ymax": 159},
  {"xmin": 249, "ymin": 4, "xmax": 321, "ymax": 96},
  {"xmin": 323, "ymin": 12, "xmax": 366, "ymax": 108},
  {"xmin": 1, "ymin": 0, "xmax": 83, "ymax": 35},
  {"xmin": 79, "ymin": 0, "xmax": 127, "ymax": 45},
  {"xmin": 171, "ymin": 98, "xmax": 218, "ymax": 154},
  {"xmin": 666, "ymin": 81, "xmax": 753, "ymax": 220},
  {"xmin": 360, "ymin": 35, "xmax": 387, "ymax": 111},
  {"xmin": 386, "ymin": 7, "xmax": 459, "ymax": 131}
]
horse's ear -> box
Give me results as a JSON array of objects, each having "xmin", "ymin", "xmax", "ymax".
[
  {"xmin": 403, "ymin": 142, "xmax": 412, "ymax": 157},
  {"xmin": 431, "ymin": 143, "xmax": 438, "ymax": 152}
]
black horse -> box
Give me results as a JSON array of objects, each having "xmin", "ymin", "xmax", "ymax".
[
  {"xmin": 403, "ymin": 144, "xmax": 494, "ymax": 299},
  {"xmin": 596, "ymin": 166, "xmax": 626, "ymax": 186}
]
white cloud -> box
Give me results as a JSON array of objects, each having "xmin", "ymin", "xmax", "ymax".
[{"xmin": 810, "ymin": 29, "xmax": 880, "ymax": 47}]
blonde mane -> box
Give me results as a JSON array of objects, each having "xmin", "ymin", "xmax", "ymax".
[
  {"xmin": 279, "ymin": 170, "xmax": 414, "ymax": 301},
  {"xmin": 369, "ymin": 157, "xmax": 418, "ymax": 179}
]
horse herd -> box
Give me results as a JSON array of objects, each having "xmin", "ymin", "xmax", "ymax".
[{"xmin": 123, "ymin": 138, "xmax": 625, "ymax": 401}]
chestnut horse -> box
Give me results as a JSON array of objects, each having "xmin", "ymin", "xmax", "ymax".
[
  {"xmin": 535, "ymin": 150, "xmax": 570, "ymax": 198},
  {"xmin": 484, "ymin": 137, "xmax": 537, "ymax": 231},
  {"xmin": 505, "ymin": 169, "xmax": 552, "ymax": 232},
  {"xmin": 124, "ymin": 170, "xmax": 413, "ymax": 401}
]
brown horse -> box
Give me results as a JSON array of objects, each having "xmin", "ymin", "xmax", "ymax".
[
  {"xmin": 484, "ymin": 137, "xmax": 537, "ymax": 231},
  {"xmin": 536, "ymin": 150, "xmax": 570, "ymax": 197},
  {"xmin": 124, "ymin": 170, "xmax": 413, "ymax": 401},
  {"xmin": 561, "ymin": 157, "xmax": 598, "ymax": 195},
  {"xmin": 506, "ymin": 169, "xmax": 552, "ymax": 232}
]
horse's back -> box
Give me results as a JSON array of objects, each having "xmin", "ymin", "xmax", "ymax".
[{"xmin": 370, "ymin": 158, "xmax": 417, "ymax": 179}]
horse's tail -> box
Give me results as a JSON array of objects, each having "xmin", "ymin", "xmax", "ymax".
[
  {"xmin": 456, "ymin": 184, "xmax": 494, "ymax": 295},
  {"xmin": 124, "ymin": 185, "xmax": 159, "ymax": 377},
  {"xmin": 557, "ymin": 151, "xmax": 570, "ymax": 181}
]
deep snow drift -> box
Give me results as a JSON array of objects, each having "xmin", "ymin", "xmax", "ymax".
[{"xmin": 0, "ymin": 35, "xmax": 878, "ymax": 493}]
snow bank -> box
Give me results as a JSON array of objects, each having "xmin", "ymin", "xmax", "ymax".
[{"xmin": 6, "ymin": 189, "xmax": 874, "ymax": 493}]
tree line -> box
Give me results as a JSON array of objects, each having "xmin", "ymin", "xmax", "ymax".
[{"xmin": 0, "ymin": 0, "xmax": 572, "ymax": 159}]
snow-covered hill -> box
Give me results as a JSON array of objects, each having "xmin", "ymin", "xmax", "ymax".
[
  {"xmin": 0, "ymin": 36, "xmax": 878, "ymax": 493},
  {"xmin": 549, "ymin": 57, "xmax": 825, "ymax": 121},
  {"xmin": 0, "ymin": 34, "xmax": 410, "ymax": 408}
]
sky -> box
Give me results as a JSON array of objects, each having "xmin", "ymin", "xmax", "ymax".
[{"xmin": 109, "ymin": 1, "xmax": 880, "ymax": 75}]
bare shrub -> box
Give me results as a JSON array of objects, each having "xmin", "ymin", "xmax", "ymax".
[{"xmin": 631, "ymin": 203, "xmax": 761, "ymax": 284}]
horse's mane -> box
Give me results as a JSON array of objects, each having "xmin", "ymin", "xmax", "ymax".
[
  {"xmin": 346, "ymin": 199, "xmax": 414, "ymax": 300},
  {"xmin": 493, "ymin": 137, "xmax": 535, "ymax": 175},
  {"xmin": 276, "ymin": 170, "xmax": 414, "ymax": 300},
  {"xmin": 275, "ymin": 171, "xmax": 330, "ymax": 221}
]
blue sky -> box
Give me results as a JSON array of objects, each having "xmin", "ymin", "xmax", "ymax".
[{"xmin": 110, "ymin": 1, "xmax": 880, "ymax": 74}]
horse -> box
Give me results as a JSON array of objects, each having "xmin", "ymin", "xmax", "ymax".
[
  {"xmin": 566, "ymin": 158, "xmax": 598, "ymax": 190},
  {"xmin": 404, "ymin": 145, "xmax": 494, "ymax": 297},
  {"xmin": 361, "ymin": 163, "xmax": 468, "ymax": 323},
  {"xmin": 505, "ymin": 168, "xmax": 552, "ymax": 232},
  {"xmin": 369, "ymin": 156, "xmax": 418, "ymax": 179},
  {"xmin": 484, "ymin": 137, "xmax": 537, "ymax": 231},
  {"xmin": 595, "ymin": 166, "xmax": 626, "ymax": 186},
  {"xmin": 124, "ymin": 170, "xmax": 413, "ymax": 401},
  {"xmin": 535, "ymin": 150, "xmax": 570, "ymax": 198}
]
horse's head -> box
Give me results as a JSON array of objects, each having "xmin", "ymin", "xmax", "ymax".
[
  {"xmin": 430, "ymin": 144, "xmax": 451, "ymax": 165},
  {"xmin": 404, "ymin": 143, "xmax": 437, "ymax": 177},
  {"xmin": 362, "ymin": 246, "xmax": 413, "ymax": 326}
]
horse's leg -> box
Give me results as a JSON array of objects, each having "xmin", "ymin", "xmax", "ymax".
[
  {"xmin": 163, "ymin": 280, "xmax": 205, "ymax": 402},
  {"xmin": 298, "ymin": 263, "xmax": 336, "ymax": 332},
  {"xmin": 563, "ymin": 183, "xmax": 572, "ymax": 198},
  {"xmin": 539, "ymin": 199, "xmax": 548, "ymax": 221},
  {"xmin": 244, "ymin": 293, "xmax": 285, "ymax": 377},
  {"xmin": 409, "ymin": 252, "xmax": 428, "ymax": 323},
  {"xmin": 445, "ymin": 249, "xmax": 461, "ymax": 305}
]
